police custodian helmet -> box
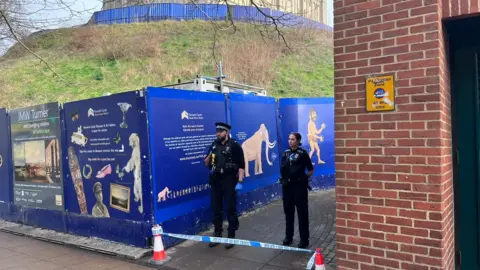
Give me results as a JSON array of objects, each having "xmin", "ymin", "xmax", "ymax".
[{"xmin": 215, "ymin": 122, "xmax": 231, "ymax": 131}]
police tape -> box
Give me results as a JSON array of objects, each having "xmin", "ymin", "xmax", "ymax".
[
  {"xmin": 306, "ymin": 253, "xmax": 316, "ymax": 270},
  {"xmin": 152, "ymin": 225, "xmax": 318, "ymax": 270}
]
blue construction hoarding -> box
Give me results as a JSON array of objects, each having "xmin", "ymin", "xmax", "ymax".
[
  {"xmin": 63, "ymin": 91, "xmax": 152, "ymax": 221},
  {"xmin": 0, "ymin": 108, "xmax": 12, "ymax": 206},
  {"xmin": 9, "ymin": 102, "xmax": 65, "ymax": 211},
  {"xmin": 92, "ymin": 3, "xmax": 333, "ymax": 31},
  {"xmin": 229, "ymin": 93, "xmax": 280, "ymax": 192},
  {"xmin": 228, "ymin": 93, "xmax": 284, "ymax": 214},
  {"xmin": 62, "ymin": 91, "xmax": 152, "ymax": 245},
  {"xmin": 0, "ymin": 87, "xmax": 335, "ymax": 248},
  {"xmin": 147, "ymin": 87, "xmax": 226, "ymax": 223},
  {"xmin": 146, "ymin": 87, "xmax": 227, "ymax": 244},
  {"xmin": 279, "ymin": 97, "xmax": 335, "ymax": 188}
]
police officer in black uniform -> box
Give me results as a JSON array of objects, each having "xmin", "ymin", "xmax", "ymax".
[
  {"xmin": 279, "ymin": 132, "xmax": 314, "ymax": 249},
  {"xmin": 204, "ymin": 122, "xmax": 245, "ymax": 249}
]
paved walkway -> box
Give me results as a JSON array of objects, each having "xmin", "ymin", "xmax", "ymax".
[
  {"xmin": 0, "ymin": 231, "xmax": 154, "ymax": 270},
  {"xmin": 0, "ymin": 189, "xmax": 336, "ymax": 270},
  {"xmin": 150, "ymin": 189, "xmax": 336, "ymax": 270}
]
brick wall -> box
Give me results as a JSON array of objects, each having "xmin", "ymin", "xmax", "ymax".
[
  {"xmin": 333, "ymin": 0, "xmax": 456, "ymax": 269},
  {"xmin": 442, "ymin": 0, "xmax": 480, "ymax": 17}
]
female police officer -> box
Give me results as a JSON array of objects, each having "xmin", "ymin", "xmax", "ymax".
[{"xmin": 279, "ymin": 132, "xmax": 314, "ymax": 248}]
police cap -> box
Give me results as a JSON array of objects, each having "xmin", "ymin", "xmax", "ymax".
[{"xmin": 215, "ymin": 122, "xmax": 231, "ymax": 131}]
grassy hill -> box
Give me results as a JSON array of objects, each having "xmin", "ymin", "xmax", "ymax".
[{"xmin": 0, "ymin": 21, "xmax": 333, "ymax": 108}]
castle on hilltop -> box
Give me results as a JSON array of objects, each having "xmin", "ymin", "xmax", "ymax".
[{"xmin": 101, "ymin": 0, "xmax": 328, "ymax": 26}]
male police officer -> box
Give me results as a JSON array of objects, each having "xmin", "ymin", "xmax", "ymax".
[{"xmin": 204, "ymin": 122, "xmax": 245, "ymax": 249}]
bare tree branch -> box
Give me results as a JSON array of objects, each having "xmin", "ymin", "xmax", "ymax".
[
  {"xmin": 0, "ymin": 0, "xmax": 328, "ymax": 86},
  {"xmin": 248, "ymin": 0, "xmax": 290, "ymax": 49},
  {"xmin": 0, "ymin": 9, "xmax": 71, "ymax": 84}
]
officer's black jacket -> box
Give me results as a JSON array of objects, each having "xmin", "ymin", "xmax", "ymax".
[
  {"xmin": 206, "ymin": 138, "xmax": 245, "ymax": 172},
  {"xmin": 280, "ymin": 147, "xmax": 313, "ymax": 183}
]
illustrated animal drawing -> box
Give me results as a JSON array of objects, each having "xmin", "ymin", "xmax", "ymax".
[
  {"xmin": 157, "ymin": 187, "xmax": 171, "ymax": 202},
  {"xmin": 241, "ymin": 124, "xmax": 277, "ymax": 177},
  {"xmin": 124, "ymin": 133, "xmax": 143, "ymax": 213}
]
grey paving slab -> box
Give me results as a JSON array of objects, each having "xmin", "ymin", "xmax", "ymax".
[
  {"xmin": 163, "ymin": 251, "xmax": 223, "ymax": 270},
  {"xmin": 259, "ymin": 266, "xmax": 295, "ymax": 270},
  {"xmin": 205, "ymin": 257, "xmax": 265, "ymax": 270},
  {"xmin": 45, "ymin": 253, "xmax": 92, "ymax": 267},
  {"xmin": 0, "ymin": 220, "xmax": 151, "ymax": 260},
  {"xmin": 0, "ymin": 231, "xmax": 157, "ymax": 270},
  {"xmin": 4, "ymin": 260, "xmax": 64, "ymax": 270},
  {"xmin": 157, "ymin": 189, "xmax": 337, "ymax": 270},
  {"xmin": 114, "ymin": 265, "xmax": 160, "ymax": 270},
  {"xmin": 0, "ymin": 254, "xmax": 42, "ymax": 270},
  {"xmin": 11, "ymin": 242, "xmax": 71, "ymax": 260},
  {"xmin": 222, "ymin": 245, "xmax": 283, "ymax": 264}
]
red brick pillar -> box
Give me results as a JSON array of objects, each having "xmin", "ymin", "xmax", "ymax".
[{"xmin": 333, "ymin": 0, "xmax": 454, "ymax": 269}]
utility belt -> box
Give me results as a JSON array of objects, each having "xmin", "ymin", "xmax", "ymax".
[
  {"xmin": 279, "ymin": 176, "xmax": 304, "ymax": 184},
  {"xmin": 212, "ymin": 163, "xmax": 238, "ymax": 175},
  {"xmin": 278, "ymin": 174, "xmax": 312, "ymax": 190},
  {"xmin": 209, "ymin": 163, "xmax": 238, "ymax": 185}
]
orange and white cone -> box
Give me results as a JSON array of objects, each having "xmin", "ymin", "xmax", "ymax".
[
  {"xmin": 315, "ymin": 248, "xmax": 326, "ymax": 270},
  {"xmin": 150, "ymin": 225, "xmax": 170, "ymax": 265}
]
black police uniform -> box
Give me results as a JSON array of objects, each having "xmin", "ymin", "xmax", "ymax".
[
  {"xmin": 206, "ymin": 122, "xmax": 245, "ymax": 248},
  {"xmin": 279, "ymin": 146, "xmax": 314, "ymax": 248}
]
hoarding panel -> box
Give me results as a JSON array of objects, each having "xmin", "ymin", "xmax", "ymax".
[{"xmin": 10, "ymin": 102, "xmax": 64, "ymax": 211}]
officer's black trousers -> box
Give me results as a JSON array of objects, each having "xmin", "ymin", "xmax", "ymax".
[
  {"xmin": 210, "ymin": 175, "xmax": 239, "ymax": 233},
  {"xmin": 282, "ymin": 182, "xmax": 309, "ymax": 241}
]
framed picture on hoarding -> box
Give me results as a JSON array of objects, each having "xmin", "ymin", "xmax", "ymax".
[{"xmin": 110, "ymin": 183, "xmax": 130, "ymax": 213}]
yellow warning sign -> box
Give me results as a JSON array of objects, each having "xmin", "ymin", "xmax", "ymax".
[{"xmin": 365, "ymin": 74, "xmax": 395, "ymax": 112}]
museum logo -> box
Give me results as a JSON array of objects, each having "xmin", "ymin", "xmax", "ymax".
[
  {"xmin": 181, "ymin": 110, "xmax": 203, "ymax": 120},
  {"xmin": 88, "ymin": 108, "xmax": 109, "ymax": 117}
]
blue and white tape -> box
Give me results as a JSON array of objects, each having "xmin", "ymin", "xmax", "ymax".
[
  {"xmin": 152, "ymin": 226, "xmax": 318, "ymax": 269},
  {"xmin": 306, "ymin": 253, "xmax": 316, "ymax": 270}
]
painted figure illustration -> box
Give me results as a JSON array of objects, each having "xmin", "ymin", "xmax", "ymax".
[
  {"xmin": 91, "ymin": 182, "xmax": 110, "ymax": 218},
  {"xmin": 122, "ymin": 133, "xmax": 143, "ymax": 213},
  {"xmin": 242, "ymin": 123, "xmax": 277, "ymax": 178},
  {"xmin": 67, "ymin": 147, "xmax": 88, "ymax": 214},
  {"xmin": 307, "ymin": 108, "xmax": 326, "ymax": 165}
]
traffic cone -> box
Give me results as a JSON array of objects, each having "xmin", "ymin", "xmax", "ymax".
[
  {"xmin": 150, "ymin": 225, "xmax": 170, "ymax": 265},
  {"xmin": 153, "ymin": 234, "xmax": 167, "ymax": 261},
  {"xmin": 315, "ymin": 248, "xmax": 326, "ymax": 270}
]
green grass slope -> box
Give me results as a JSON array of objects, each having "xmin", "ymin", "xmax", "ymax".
[{"xmin": 0, "ymin": 21, "xmax": 333, "ymax": 108}]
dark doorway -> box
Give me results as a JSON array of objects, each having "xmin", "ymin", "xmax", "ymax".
[{"xmin": 447, "ymin": 15, "xmax": 480, "ymax": 270}]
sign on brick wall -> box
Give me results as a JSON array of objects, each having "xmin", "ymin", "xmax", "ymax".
[{"xmin": 365, "ymin": 74, "xmax": 395, "ymax": 112}]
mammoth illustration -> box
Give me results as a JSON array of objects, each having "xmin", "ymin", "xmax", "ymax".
[
  {"xmin": 157, "ymin": 187, "xmax": 171, "ymax": 202},
  {"xmin": 242, "ymin": 124, "xmax": 277, "ymax": 177}
]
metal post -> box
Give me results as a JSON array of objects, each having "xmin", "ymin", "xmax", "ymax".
[{"xmin": 218, "ymin": 62, "xmax": 224, "ymax": 93}]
